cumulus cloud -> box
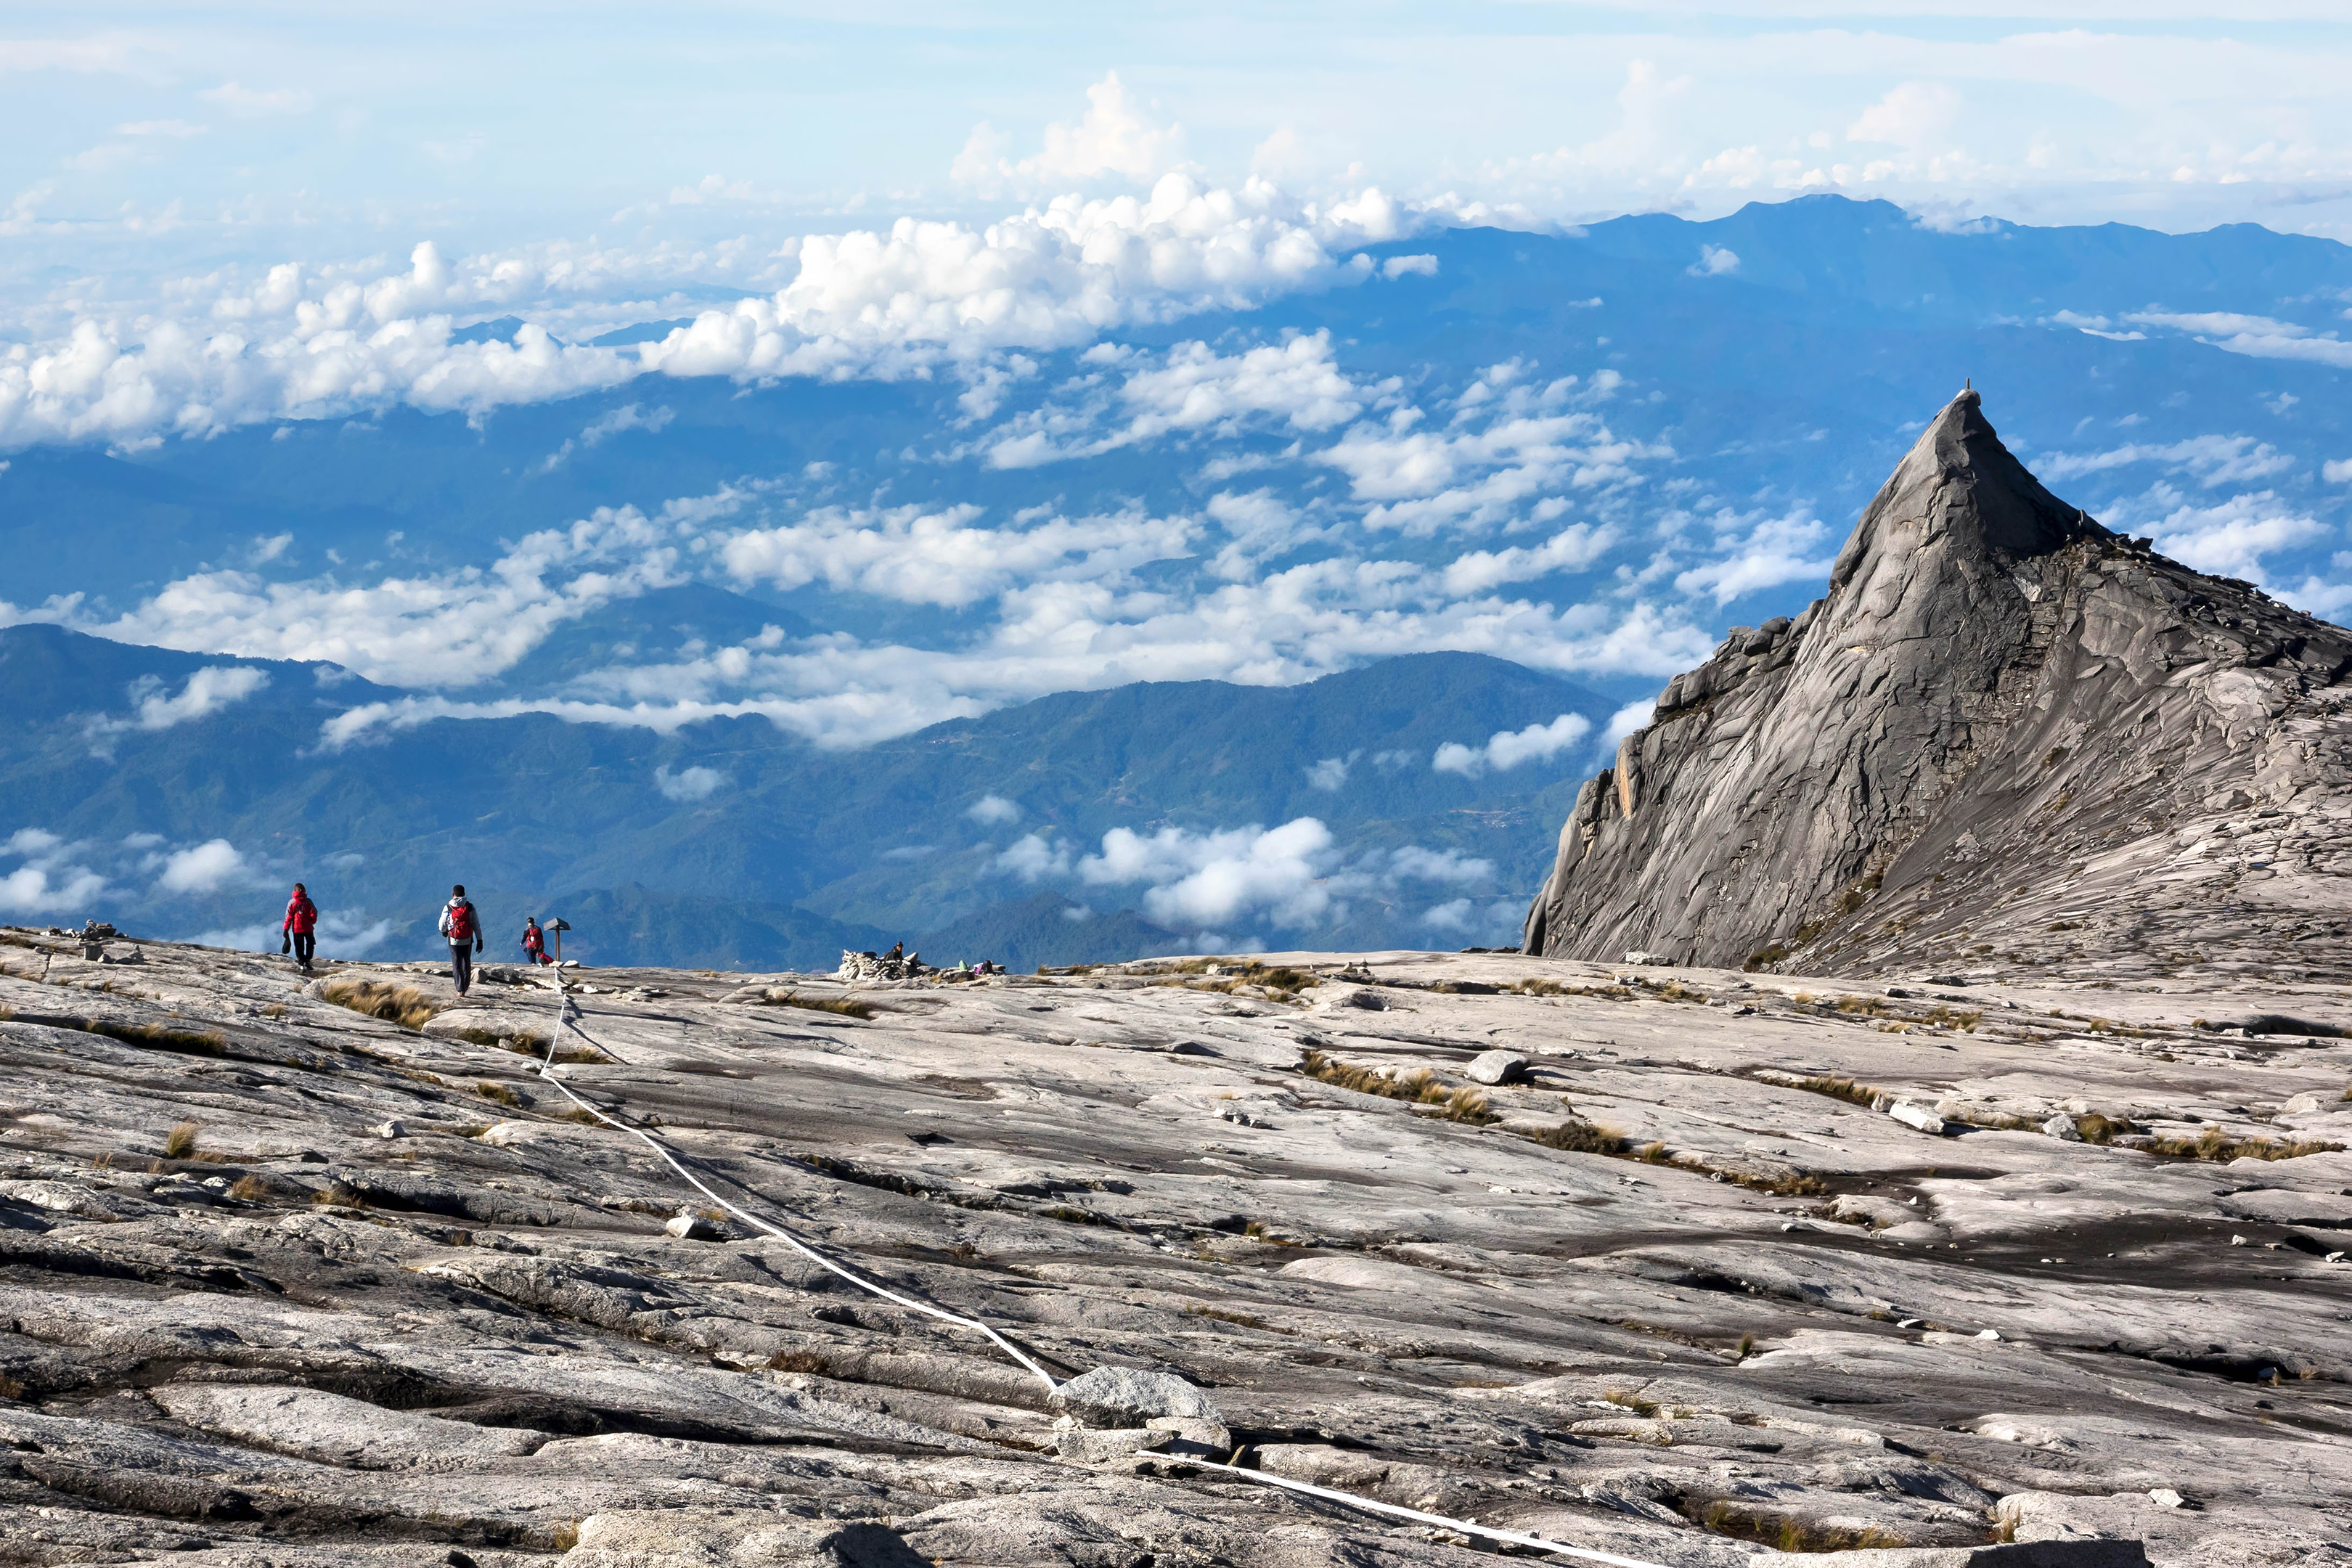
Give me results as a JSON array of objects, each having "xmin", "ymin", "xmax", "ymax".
[
  {"xmin": 1686, "ymin": 245, "xmax": 1740, "ymax": 277},
  {"xmin": 155, "ymin": 838, "xmax": 248, "ymax": 894},
  {"xmin": 2035, "ymin": 434, "xmax": 2297, "ymax": 489},
  {"xmin": 69, "ymin": 494, "xmax": 700, "ymax": 687},
  {"xmin": 952, "ymin": 73, "xmax": 1188, "ymax": 195},
  {"xmin": 967, "ymin": 794, "xmax": 1021, "ymax": 825},
  {"xmin": 1, "ymin": 176, "xmax": 1429, "ymax": 452},
  {"xmin": 2324, "ymin": 459, "xmax": 2352, "ymax": 484},
  {"xmin": 1304, "ymin": 754, "xmax": 1353, "ymax": 791},
  {"xmin": 1440, "ymin": 523, "xmax": 1614, "ymax": 594},
  {"xmin": 2113, "ymin": 487, "xmax": 2329, "ymax": 584},
  {"xmin": 1432, "ymin": 712, "xmax": 1591, "ymax": 776},
  {"xmin": 721, "ymin": 503, "xmax": 1195, "ymax": 608},
  {"xmin": 653, "ymin": 764, "xmax": 729, "ymax": 801},
  {"xmin": 995, "ymin": 832, "xmax": 1071, "ymax": 881},
  {"xmin": 192, "ymin": 909, "xmax": 396, "ymax": 957},
  {"xmin": 539, "ymin": 401, "xmax": 675, "ymax": 471},
  {"xmin": 984, "ymin": 331, "xmax": 1373, "ymax": 468},
  {"xmin": 0, "ymin": 828, "xmax": 107, "ymax": 914},
  {"xmin": 2123, "ymin": 311, "xmax": 2352, "ymax": 371},
  {"xmin": 1603, "ymin": 698, "xmax": 1654, "ymax": 751},
  {"xmin": 94, "ymin": 665, "xmax": 269, "ymax": 736},
  {"xmin": 1846, "ymin": 82, "xmax": 1962, "ymax": 148},
  {"xmin": 1069, "ymin": 817, "xmax": 1496, "ymax": 931},
  {"xmin": 1671, "ymin": 507, "xmax": 1836, "ymax": 606}
]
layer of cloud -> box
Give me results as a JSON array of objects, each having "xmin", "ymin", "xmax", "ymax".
[
  {"xmin": 0, "ymin": 828, "xmax": 107, "ymax": 914},
  {"xmin": 1, "ymin": 173, "xmax": 1434, "ymax": 451},
  {"xmin": 81, "ymin": 666, "xmax": 269, "ymax": 754},
  {"xmin": 653, "ymin": 764, "xmax": 729, "ymax": 801},
  {"xmin": 1433, "ymin": 712, "xmax": 1591, "ymax": 776}
]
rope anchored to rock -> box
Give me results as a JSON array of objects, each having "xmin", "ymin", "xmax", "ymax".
[{"xmin": 528, "ymin": 974, "xmax": 1680, "ymax": 1567}]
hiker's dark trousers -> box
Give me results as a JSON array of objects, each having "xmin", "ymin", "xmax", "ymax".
[
  {"xmin": 451, "ymin": 942, "xmax": 473, "ymax": 995},
  {"xmin": 291, "ymin": 932, "xmax": 314, "ymax": 966}
]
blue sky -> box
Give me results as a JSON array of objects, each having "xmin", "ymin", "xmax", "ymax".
[
  {"xmin": 4, "ymin": 4, "xmax": 2351, "ymax": 944},
  {"xmin": 7, "ymin": 1, "xmax": 2352, "ymax": 273}
]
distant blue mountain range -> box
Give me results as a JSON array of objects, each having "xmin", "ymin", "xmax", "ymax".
[
  {"xmin": 4, "ymin": 194, "xmax": 2347, "ymax": 966},
  {"xmin": 0, "ymin": 626, "xmax": 1599, "ymax": 965}
]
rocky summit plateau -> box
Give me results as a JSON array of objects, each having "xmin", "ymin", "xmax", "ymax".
[
  {"xmin": 4, "ymin": 925, "xmax": 2351, "ymax": 1567},
  {"xmin": 1524, "ymin": 389, "xmax": 2352, "ymax": 983}
]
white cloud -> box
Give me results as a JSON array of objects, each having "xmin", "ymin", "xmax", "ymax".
[
  {"xmin": 1080, "ymin": 817, "xmax": 1338, "ymax": 928},
  {"xmin": 1687, "ymin": 245, "xmax": 1741, "ymax": 277},
  {"xmin": 967, "ymin": 794, "xmax": 1021, "ymax": 825},
  {"xmin": 1304, "ymin": 754, "xmax": 1353, "ymax": 791},
  {"xmin": 70, "ymin": 496, "xmax": 700, "ymax": 687},
  {"xmin": 951, "ymin": 72, "xmax": 1188, "ymax": 195},
  {"xmin": 2324, "ymin": 459, "xmax": 2352, "ymax": 483},
  {"xmin": 1323, "ymin": 395, "xmax": 1667, "ymax": 538},
  {"xmin": 2124, "ymin": 311, "xmax": 2352, "ymax": 370},
  {"xmin": 1846, "ymin": 82, "xmax": 1963, "ymax": 148},
  {"xmin": 155, "ymin": 838, "xmax": 248, "ymax": 894},
  {"xmin": 112, "ymin": 666, "xmax": 270, "ymax": 732},
  {"xmin": 2118, "ymin": 489, "xmax": 2329, "ymax": 584},
  {"xmin": 653, "ymin": 764, "xmax": 729, "ymax": 801},
  {"xmin": 2035, "ymin": 434, "xmax": 2297, "ymax": 488},
  {"xmin": 0, "ymin": 828, "xmax": 107, "ymax": 914},
  {"xmin": 1603, "ymin": 698, "xmax": 1654, "ymax": 751},
  {"xmin": 1068, "ymin": 818, "xmax": 1497, "ymax": 931},
  {"xmin": 191, "ymin": 910, "xmax": 395, "ymax": 957},
  {"xmin": 995, "ymin": 832, "xmax": 1071, "ymax": 881},
  {"xmin": 721, "ymin": 503, "xmax": 1195, "ymax": 608},
  {"xmin": 1381, "ymin": 254, "xmax": 1438, "ymax": 279},
  {"xmin": 984, "ymin": 331, "xmax": 1372, "ymax": 468},
  {"xmin": 539, "ymin": 401, "xmax": 675, "ymax": 471},
  {"xmin": 1441, "ymin": 523, "xmax": 1614, "ymax": 594},
  {"xmin": 1432, "ymin": 711, "xmax": 1591, "ymax": 776},
  {"xmin": 1671, "ymin": 507, "xmax": 1836, "ymax": 606}
]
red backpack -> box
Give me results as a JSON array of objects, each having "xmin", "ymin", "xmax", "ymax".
[{"xmin": 446, "ymin": 902, "xmax": 476, "ymax": 942}]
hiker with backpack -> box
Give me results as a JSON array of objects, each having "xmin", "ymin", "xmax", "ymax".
[
  {"xmin": 439, "ymin": 885, "xmax": 484, "ymax": 996},
  {"xmin": 520, "ymin": 916, "xmax": 552, "ymax": 965},
  {"xmin": 281, "ymin": 883, "xmax": 318, "ymax": 975}
]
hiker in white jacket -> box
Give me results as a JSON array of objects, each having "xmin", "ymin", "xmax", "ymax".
[{"xmin": 438, "ymin": 884, "xmax": 484, "ymax": 996}]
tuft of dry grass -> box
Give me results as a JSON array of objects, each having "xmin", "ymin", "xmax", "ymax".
[
  {"xmin": 1298, "ymin": 1050, "xmax": 1496, "ymax": 1123},
  {"xmin": 1792, "ymin": 1074, "xmax": 1879, "ymax": 1108},
  {"xmin": 1530, "ymin": 1119, "xmax": 1628, "ymax": 1154},
  {"xmin": 162, "ymin": 1120, "xmax": 200, "ymax": 1159},
  {"xmin": 2147, "ymin": 1124, "xmax": 2343, "ymax": 1161},
  {"xmin": 473, "ymin": 1081, "xmax": 523, "ymax": 1108},
  {"xmin": 226, "ymin": 1175, "xmax": 268, "ymax": 1202},
  {"xmin": 748, "ymin": 989, "xmax": 876, "ymax": 1020},
  {"xmin": 320, "ymin": 975, "xmax": 444, "ymax": 1030},
  {"xmin": 2073, "ymin": 1112, "xmax": 2139, "ymax": 1144}
]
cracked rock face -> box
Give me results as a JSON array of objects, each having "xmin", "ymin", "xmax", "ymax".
[
  {"xmin": 1522, "ymin": 390, "xmax": 2352, "ymax": 982},
  {"xmin": 4, "ymin": 934, "xmax": 2348, "ymax": 1564}
]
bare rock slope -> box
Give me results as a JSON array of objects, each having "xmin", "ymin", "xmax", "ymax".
[
  {"xmin": 1522, "ymin": 389, "xmax": 2352, "ymax": 981},
  {"xmin": 5, "ymin": 930, "xmax": 2351, "ymax": 1565}
]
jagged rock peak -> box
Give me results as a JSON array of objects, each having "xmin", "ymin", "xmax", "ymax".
[{"xmin": 1523, "ymin": 389, "xmax": 2352, "ymax": 981}]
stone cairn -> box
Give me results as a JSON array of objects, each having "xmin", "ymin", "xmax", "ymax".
[{"xmin": 838, "ymin": 950, "xmax": 925, "ymax": 982}]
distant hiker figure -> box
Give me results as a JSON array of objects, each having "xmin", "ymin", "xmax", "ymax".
[
  {"xmin": 886, "ymin": 941, "xmax": 905, "ymax": 962},
  {"xmin": 282, "ymin": 883, "xmax": 318, "ymax": 975},
  {"xmin": 439, "ymin": 885, "xmax": 483, "ymax": 997},
  {"xmin": 520, "ymin": 916, "xmax": 552, "ymax": 966}
]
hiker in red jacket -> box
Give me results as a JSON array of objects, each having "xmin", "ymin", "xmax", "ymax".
[
  {"xmin": 438, "ymin": 884, "xmax": 483, "ymax": 996},
  {"xmin": 282, "ymin": 883, "xmax": 319, "ymax": 975},
  {"xmin": 520, "ymin": 916, "xmax": 552, "ymax": 965}
]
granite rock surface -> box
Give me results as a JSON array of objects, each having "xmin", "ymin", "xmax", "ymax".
[
  {"xmin": 4, "ymin": 931, "xmax": 2348, "ymax": 1564},
  {"xmin": 1522, "ymin": 389, "xmax": 2352, "ymax": 983}
]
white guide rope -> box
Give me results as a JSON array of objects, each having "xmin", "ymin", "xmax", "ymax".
[
  {"xmin": 530, "ymin": 976, "xmax": 1679, "ymax": 1567},
  {"xmin": 534, "ymin": 980, "xmax": 1061, "ymax": 1395},
  {"xmin": 1169, "ymin": 1456, "xmax": 1673, "ymax": 1568}
]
